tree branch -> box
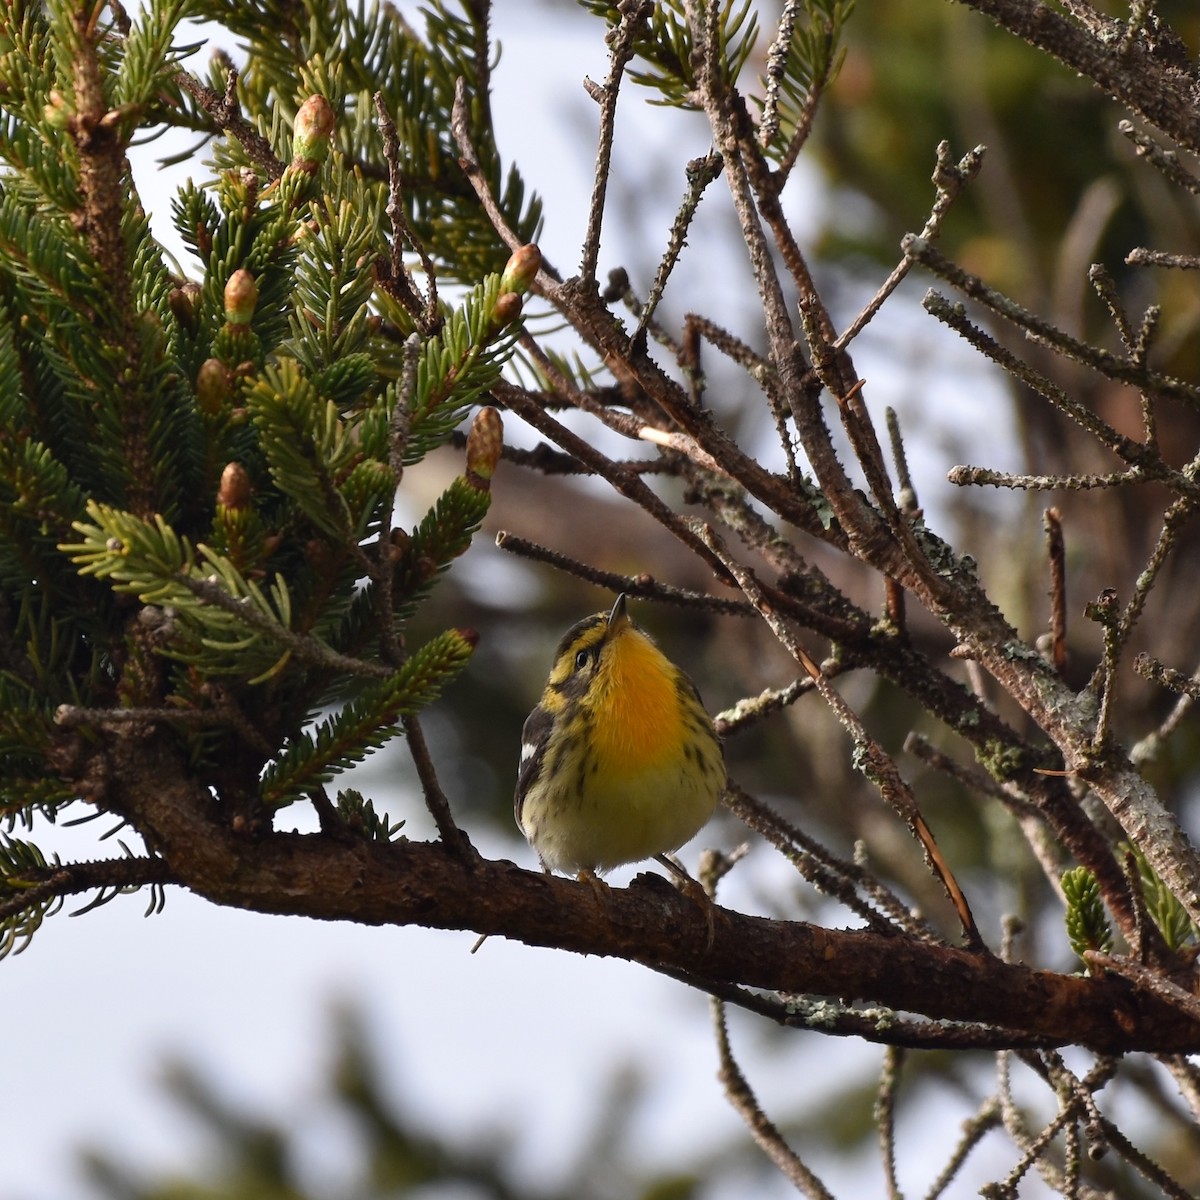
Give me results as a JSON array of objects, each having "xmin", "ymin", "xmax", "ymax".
[
  {"xmin": 75, "ymin": 728, "xmax": 1200, "ymax": 1056},
  {"xmin": 952, "ymin": 0, "xmax": 1200, "ymax": 156}
]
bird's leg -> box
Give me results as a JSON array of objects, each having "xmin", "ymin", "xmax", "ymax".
[
  {"xmin": 655, "ymin": 853, "xmax": 717, "ymax": 948},
  {"xmin": 577, "ymin": 867, "xmax": 614, "ymax": 910}
]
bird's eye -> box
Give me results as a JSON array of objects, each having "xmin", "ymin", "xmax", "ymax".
[{"xmin": 574, "ymin": 648, "xmax": 590, "ymax": 670}]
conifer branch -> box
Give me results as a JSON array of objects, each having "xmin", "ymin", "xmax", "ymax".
[{"xmin": 174, "ymin": 66, "xmax": 284, "ymax": 180}]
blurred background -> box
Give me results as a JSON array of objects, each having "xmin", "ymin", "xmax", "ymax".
[{"xmin": 6, "ymin": 2, "xmax": 1200, "ymax": 1197}]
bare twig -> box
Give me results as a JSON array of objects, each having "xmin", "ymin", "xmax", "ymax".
[
  {"xmin": 492, "ymin": 382, "xmax": 733, "ymax": 581},
  {"xmin": 1084, "ymin": 587, "xmax": 1121, "ymax": 750},
  {"xmin": 634, "ymin": 151, "xmax": 723, "ymax": 340},
  {"xmin": 909, "ymin": 238, "xmax": 1200, "ymax": 407},
  {"xmin": 579, "ymin": 1, "xmax": 653, "ymax": 284},
  {"xmin": 949, "ymin": 465, "xmax": 1153, "ymax": 492},
  {"xmin": 723, "ymin": 782, "xmax": 932, "ymax": 939},
  {"xmin": 450, "ymin": 78, "xmax": 562, "ymax": 288},
  {"xmin": 838, "ymin": 142, "xmax": 987, "ymax": 352},
  {"xmin": 1117, "ymin": 120, "xmax": 1200, "ymax": 195},
  {"xmin": 175, "ymin": 67, "xmax": 283, "ymax": 180},
  {"xmin": 1043, "ymin": 508, "xmax": 1068, "ymax": 674},
  {"xmin": 877, "ymin": 1045, "xmax": 905, "ymax": 1200},
  {"xmin": 1131, "ymin": 653, "xmax": 1200, "ymax": 765},
  {"xmin": 885, "ymin": 406, "xmax": 919, "ymax": 516},
  {"xmin": 373, "ymin": 94, "xmax": 439, "ymax": 331},
  {"xmin": 712, "ymin": 996, "xmax": 837, "ymax": 1200},
  {"xmin": 1126, "ymin": 248, "xmax": 1200, "ymax": 270},
  {"xmin": 924, "ymin": 1099, "xmax": 1002, "ymax": 1200},
  {"xmin": 1113, "ymin": 495, "xmax": 1200, "ymax": 652},
  {"xmin": 402, "ymin": 714, "xmax": 473, "ymax": 858},
  {"xmin": 716, "ymin": 676, "xmax": 817, "ymax": 735},
  {"xmin": 493, "ymin": 531, "xmax": 752, "ymax": 615},
  {"xmin": 758, "ymin": 0, "xmax": 799, "ymax": 151},
  {"xmin": 699, "ymin": 524, "xmax": 985, "ymax": 950}
]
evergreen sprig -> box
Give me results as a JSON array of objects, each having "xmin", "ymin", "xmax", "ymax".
[
  {"xmin": 335, "ymin": 788, "xmax": 405, "ymax": 842},
  {"xmin": 62, "ymin": 500, "xmax": 301, "ymax": 680},
  {"xmin": 1062, "ymin": 866, "xmax": 1114, "ymax": 965},
  {"xmin": 244, "ymin": 360, "xmax": 368, "ymax": 541},
  {"xmin": 188, "ymin": 0, "xmax": 542, "ymax": 284},
  {"xmin": 259, "ymin": 629, "xmax": 476, "ymax": 808},
  {"xmin": 0, "ymin": 834, "xmax": 61, "ymax": 959},
  {"xmin": 1130, "ymin": 847, "xmax": 1198, "ymax": 953}
]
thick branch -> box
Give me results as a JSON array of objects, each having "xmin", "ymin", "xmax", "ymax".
[
  {"xmin": 954, "ymin": 0, "xmax": 1200, "ymax": 156},
  {"xmin": 73, "ymin": 728, "xmax": 1200, "ymax": 1057}
]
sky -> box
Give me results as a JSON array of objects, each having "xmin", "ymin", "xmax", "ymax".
[{"xmin": 0, "ymin": 4, "xmax": 1035, "ymax": 1199}]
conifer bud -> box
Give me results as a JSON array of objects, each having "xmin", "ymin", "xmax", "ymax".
[
  {"xmin": 465, "ymin": 406, "xmax": 503, "ymax": 491},
  {"xmin": 499, "ymin": 243, "xmax": 541, "ymax": 295},
  {"xmin": 389, "ymin": 526, "xmax": 411, "ymax": 553},
  {"xmin": 291, "ymin": 94, "xmax": 335, "ymax": 168},
  {"xmin": 43, "ymin": 90, "xmax": 70, "ymax": 129},
  {"xmin": 223, "ymin": 269, "xmax": 258, "ymax": 325},
  {"xmin": 196, "ymin": 358, "xmax": 232, "ymax": 415},
  {"xmin": 217, "ymin": 462, "xmax": 252, "ymax": 510},
  {"xmin": 489, "ymin": 292, "xmax": 522, "ymax": 334},
  {"xmin": 168, "ymin": 281, "xmax": 202, "ymax": 330}
]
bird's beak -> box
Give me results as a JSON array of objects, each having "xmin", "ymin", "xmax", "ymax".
[{"xmin": 607, "ymin": 592, "xmax": 630, "ymax": 634}]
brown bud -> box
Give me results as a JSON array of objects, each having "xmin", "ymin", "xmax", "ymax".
[
  {"xmin": 465, "ymin": 406, "xmax": 503, "ymax": 490},
  {"xmin": 499, "ymin": 243, "xmax": 541, "ymax": 295},
  {"xmin": 291, "ymin": 94, "xmax": 335, "ymax": 167},
  {"xmin": 217, "ymin": 462, "xmax": 252, "ymax": 510},
  {"xmin": 489, "ymin": 291, "xmax": 523, "ymax": 333},
  {"xmin": 223, "ymin": 269, "xmax": 258, "ymax": 325},
  {"xmin": 168, "ymin": 281, "xmax": 201, "ymax": 328},
  {"xmin": 43, "ymin": 90, "xmax": 70, "ymax": 129},
  {"xmin": 196, "ymin": 358, "xmax": 232, "ymax": 416},
  {"xmin": 306, "ymin": 539, "xmax": 336, "ymax": 573},
  {"xmin": 456, "ymin": 627, "xmax": 480, "ymax": 649}
]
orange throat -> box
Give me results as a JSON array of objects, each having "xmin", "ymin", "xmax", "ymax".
[{"xmin": 589, "ymin": 629, "xmax": 684, "ymax": 776}]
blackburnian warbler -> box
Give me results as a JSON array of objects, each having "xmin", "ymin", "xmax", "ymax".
[{"xmin": 515, "ymin": 594, "xmax": 725, "ymax": 877}]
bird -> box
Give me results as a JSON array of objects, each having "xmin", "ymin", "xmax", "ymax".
[{"xmin": 515, "ymin": 593, "xmax": 725, "ymax": 884}]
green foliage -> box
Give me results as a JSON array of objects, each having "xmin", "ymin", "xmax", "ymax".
[
  {"xmin": 0, "ymin": 0, "xmax": 527, "ymax": 950},
  {"xmin": 0, "ymin": 834, "xmax": 60, "ymax": 958},
  {"xmin": 63, "ymin": 501, "xmax": 302, "ymax": 681},
  {"xmin": 260, "ymin": 629, "xmax": 476, "ymax": 808},
  {"xmin": 1130, "ymin": 847, "xmax": 1198, "ymax": 954},
  {"xmin": 1065, "ymin": 855, "xmax": 1199, "ymax": 964},
  {"xmin": 1062, "ymin": 866, "xmax": 1113, "ymax": 964},
  {"xmin": 188, "ymin": 0, "xmax": 542, "ymax": 285},
  {"xmin": 334, "ymin": 788, "xmax": 404, "ymax": 842}
]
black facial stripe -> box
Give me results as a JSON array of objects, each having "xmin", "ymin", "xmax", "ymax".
[
  {"xmin": 552, "ymin": 613, "xmax": 607, "ymax": 662},
  {"xmin": 552, "ymin": 668, "xmax": 592, "ymax": 704}
]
